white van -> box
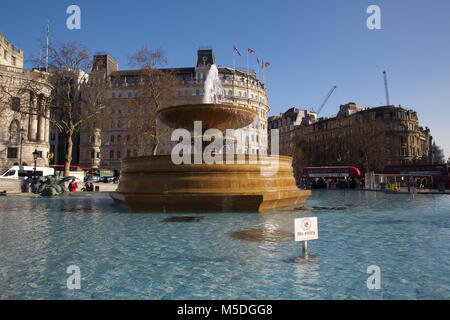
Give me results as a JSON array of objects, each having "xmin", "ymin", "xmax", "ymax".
[{"xmin": 0, "ymin": 166, "xmax": 55, "ymax": 180}]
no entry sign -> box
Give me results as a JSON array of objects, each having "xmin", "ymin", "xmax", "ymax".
[{"xmin": 295, "ymin": 217, "xmax": 318, "ymax": 241}]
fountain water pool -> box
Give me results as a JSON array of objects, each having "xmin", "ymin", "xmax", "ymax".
[{"xmin": 1, "ymin": 191, "xmax": 448, "ymax": 299}]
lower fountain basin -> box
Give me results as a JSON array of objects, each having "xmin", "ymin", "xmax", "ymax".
[{"xmin": 110, "ymin": 154, "xmax": 310, "ymax": 213}]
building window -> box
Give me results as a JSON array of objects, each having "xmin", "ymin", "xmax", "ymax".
[
  {"xmin": 118, "ymin": 93, "xmax": 122, "ymax": 98},
  {"xmin": 386, "ymin": 136, "xmax": 391, "ymax": 144},
  {"xmin": 7, "ymin": 147, "xmax": 18, "ymax": 159},
  {"xmin": 90, "ymin": 150, "xmax": 95, "ymax": 159},
  {"xmin": 228, "ymin": 90, "xmax": 232, "ymax": 96},
  {"xmin": 128, "ymin": 92, "xmax": 132, "ymax": 98},
  {"xmin": 11, "ymin": 55, "xmax": 16, "ymax": 66},
  {"xmin": 385, "ymin": 124, "xmax": 390, "ymax": 131},
  {"xmin": 11, "ymin": 97, "xmax": 20, "ymax": 111},
  {"xmin": 117, "ymin": 151, "xmax": 121, "ymax": 159},
  {"xmin": 3, "ymin": 50, "xmax": 6, "ymax": 59},
  {"xmin": 196, "ymin": 89, "xmax": 200, "ymax": 96},
  {"xmin": 110, "ymin": 150, "xmax": 114, "ymax": 159},
  {"xmin": 110, "ymin": 135, "xmax": 115, "ymax": 143},
  {"xmin": 111, "ymin": 92, "xmax": 115, "ymax": 98}
]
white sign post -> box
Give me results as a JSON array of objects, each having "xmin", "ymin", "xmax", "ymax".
[{"xmin": 295, "ymin": 217, "xmax": 318, "ymax": 254}]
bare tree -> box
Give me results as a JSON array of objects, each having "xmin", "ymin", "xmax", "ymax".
[{"xmin": 126, "ymin": 46, "xmax": 177, "ymax": 155}]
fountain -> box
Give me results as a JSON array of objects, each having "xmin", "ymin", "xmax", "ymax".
[{"xmin": 110, "ymin": 65, "xmax": 310, "ymax": 212}]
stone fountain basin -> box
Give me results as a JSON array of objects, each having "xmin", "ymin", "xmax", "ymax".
[
  {"xmin": 110, "ymin": 155, "xmax": 311, "ymax": 213},
  {"xmin": 158, "ymin": 103, "xmax": 258, "ymax": 130}
]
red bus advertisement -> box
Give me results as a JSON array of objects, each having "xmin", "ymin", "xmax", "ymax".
[
  {"xmin": 382, "ymin": 164, "xmax": 450, "ymax": 188},
  {"xmin": 301, "ymin": 166, "xmax": 361, "ymax": 179}
]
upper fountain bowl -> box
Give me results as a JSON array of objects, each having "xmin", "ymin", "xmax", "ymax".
[{"xmin": 157, "ymin": 103, "xmax": 258, "ymax": 130}]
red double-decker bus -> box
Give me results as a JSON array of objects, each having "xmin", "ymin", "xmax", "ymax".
[
  {"xmin": 382, "ymin": 164, "xmax": 450, "ymax": 188},
  {"xmin": 301, "ymin": 166, "xmax": 361, "ymax": 179}
]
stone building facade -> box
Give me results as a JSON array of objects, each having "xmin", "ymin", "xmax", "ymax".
[
  {"xmin": 0, "ymin": 32, "xmax": 51, "ymax": 171},
  {"xmin": 272, "ymin": 102, "xmax": 432, "ymax": 175},
  {"xmin": 268, "ymin": 107, "xmax": 317, "ymax": 156},
  {"xmin": 79, "ymin": 48, "xmax": 270, "ymax": 171}
]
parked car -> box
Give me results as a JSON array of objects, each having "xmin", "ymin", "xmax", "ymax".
[
  {"xmin": 101, "ymin": 177, "xmax": 114, "ymax": 183},
  {"xmin": 84, "ymin": 175, "xmax": 101, "ymax": 183}
]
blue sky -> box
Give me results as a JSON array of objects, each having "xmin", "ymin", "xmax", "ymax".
[{"xmin": 1, "ymin": 0, "xmax": 449, "ymax": 158}]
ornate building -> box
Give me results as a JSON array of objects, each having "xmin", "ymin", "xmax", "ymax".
[
  {"xmin": 79, "ymin": 48, "xmax": 270, "ymax": 172},
  {"xmin": 0, "ymin": 32, "xmax": 51, "ymax": 171},
  {"xmin": 268, "ymin": 107, "xmax": 317, "ymax": 156},
  {"xmin": 271, "ymin": 102, "xmax": 433, "ymax": 175}
]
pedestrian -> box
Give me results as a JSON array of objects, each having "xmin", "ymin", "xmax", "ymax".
[{"xmin": 68, "ymin": 179, "xmax": 78, "ymax": 192}]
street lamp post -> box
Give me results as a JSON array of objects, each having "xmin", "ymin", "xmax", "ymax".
[
  {"xmin": 32, "ymin": 149, "xmax": 39, "ymax": 180},
  {"xmin": 19, "ymin": 128, "xmax": 25, "ymax": 165}
]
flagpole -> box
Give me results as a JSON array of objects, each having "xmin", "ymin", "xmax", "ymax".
[
  {"xmin": 256, "ymin": 55, "xmax": 259, "ymax": 81},
  {"xmin": 262, "ymin": 62, "xmax": 266, "ymax": 86},
  {"xmin": 246, "ymin": 49, "xmax": 249, "ymax": 103},
  {"xmin": 39, "ymin": 49, "xmax": 42, "ymax": 70},
  {"xmin": 246, "ymin": 50, "xmax": 249, "ymax": 75},
  {"xmin": 232, "ymin": 48, "xmax": 235, "ymax": 104},
  {"xmin": 46, "ymin": 20, "xmax": 49, "ymax": 71}
]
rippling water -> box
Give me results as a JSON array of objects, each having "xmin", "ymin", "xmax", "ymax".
[{"xmin": 0, "ymin": 191, "xmax": 449, "ymax": 299}]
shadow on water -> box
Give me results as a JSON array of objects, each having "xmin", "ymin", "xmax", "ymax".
[
  {"xmin": 296, "ymin": 205, "xmax": 347, "ymax": 211},
  {"xmin": 231, "ymin": 228, "xmax": 294, "ymax": 243},
  {"xmin": 162, "ymin": 216, "xmax": 204, "ymax": 223}
]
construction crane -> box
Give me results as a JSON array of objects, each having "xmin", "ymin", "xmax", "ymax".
[
  {"xmin": 383, "ymin": 71, "xmax": 390, "ymax": 106},
  {"xmin": 315, "ymin": 85, "xmax": 337, "ymax": 116}
]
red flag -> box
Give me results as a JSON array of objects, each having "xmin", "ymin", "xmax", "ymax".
[
  {"xmin": 233, "ymin": 45, "xmax": 241, "ymax": 56},
  {"xmin": 264, "ymin": 62, "xmax": 270, "ymax": 68},
  {"xmin": 248, "ymin": 48, "xmax": 255, "ymax": 54}
]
